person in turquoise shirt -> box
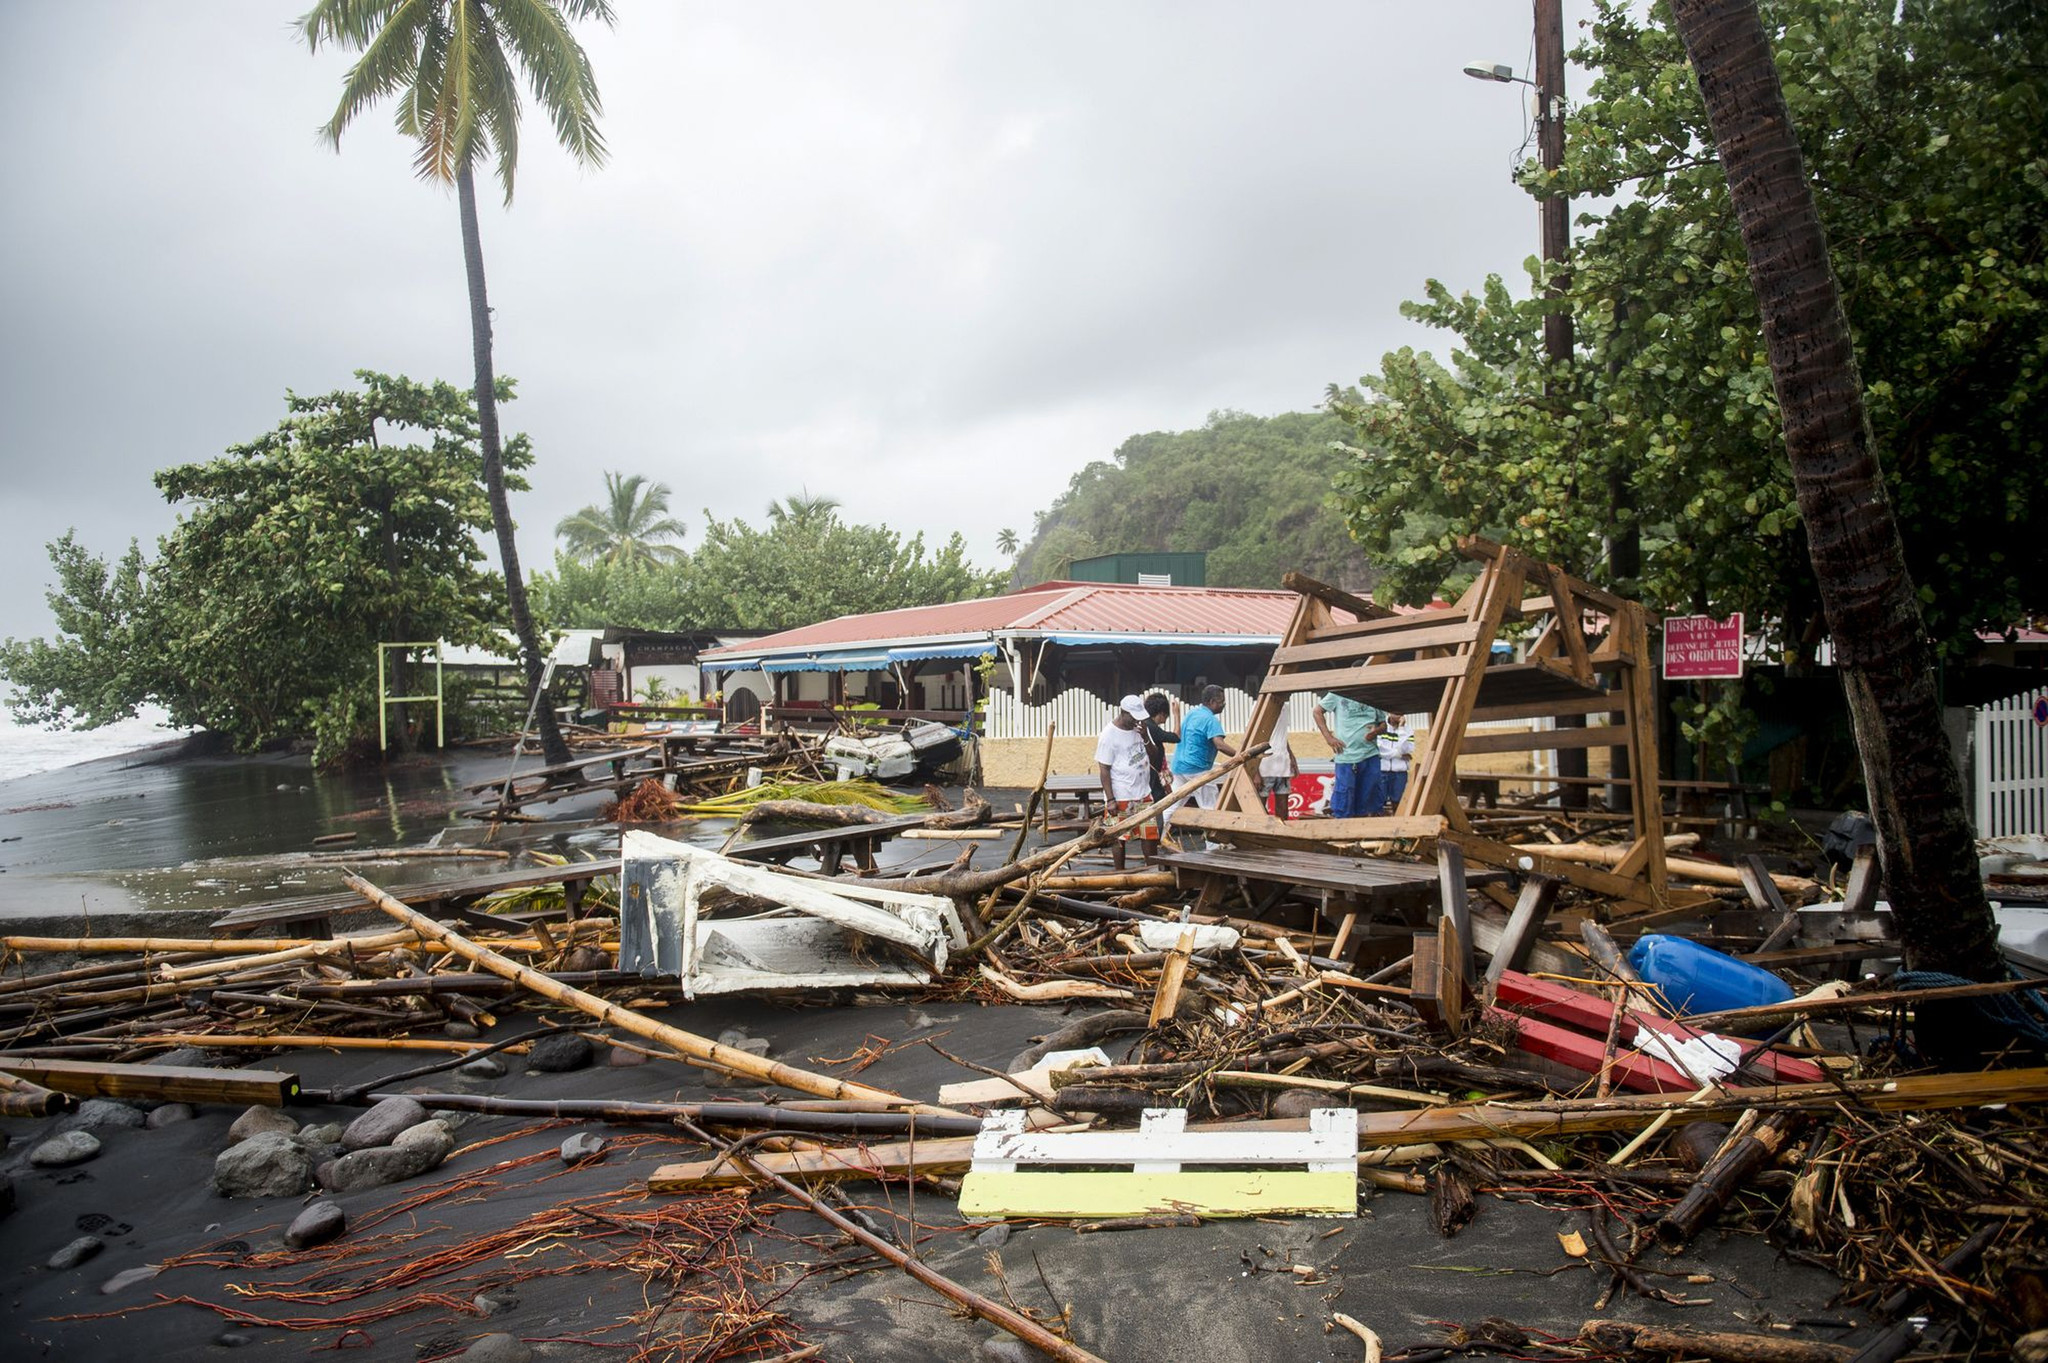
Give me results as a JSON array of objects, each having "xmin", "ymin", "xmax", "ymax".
[
  {"xmin": 1166, "ymin": 684, "xmax": 1238, "ymax": 828},
  {"xmin": 1313, "ymin": 692, "xmax": 1387, "ymax": 818}
]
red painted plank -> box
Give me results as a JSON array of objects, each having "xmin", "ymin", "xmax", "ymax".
[{"xmin": 1493, "ymin": 970, "xmax": 1822, "ymax": 1085}]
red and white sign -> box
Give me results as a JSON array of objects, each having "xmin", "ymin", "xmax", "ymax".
[{"xmin": 1663, "ymin": 613, "xmax": 1745, "ymax": 680}]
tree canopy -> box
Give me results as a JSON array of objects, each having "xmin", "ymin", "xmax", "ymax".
[
  {"xmin": 555, "ymin": 471, "xmax": 686, "ymax": 568},
  {"xmin": 1014, "ymin": 410, "xmax": 1370, "ymax": 591},
  {"xmin": 1331, "ymin": 0, "xmax": 2047, "ymax": 653},
  {"xmin": 534, "ymin": 500, "xmax": 1006, "ymax": 633},
  {"xmin": 1, "ymin": 373, "xmax": 520, "ymax": 755}
]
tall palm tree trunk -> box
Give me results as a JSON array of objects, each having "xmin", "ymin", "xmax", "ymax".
[
  {"xmin": 1670, "ymin": 0, "xmax": 2000, "ymax": 980},
  {"xmin": 457, "ymin": 162, "xmax": 572, "ymax": 768}
]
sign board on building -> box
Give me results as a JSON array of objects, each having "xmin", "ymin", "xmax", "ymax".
[{"xmin": 1663, "ymin": 613, "xmax": 1745, "ymax": 680}]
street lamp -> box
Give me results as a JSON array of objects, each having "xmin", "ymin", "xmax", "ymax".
[{"xmin": 1461, "ymin": 60, "xmax": 1529, "ymax": 86}]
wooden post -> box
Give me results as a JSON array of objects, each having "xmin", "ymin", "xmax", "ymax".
[
  {"xmin": 1484, "ymin": 874, "xmax": 1560, "ymax": 985},
  {"xmin": 1436, "ymin": 841, "xmax": 1474, "ymax": 987}
]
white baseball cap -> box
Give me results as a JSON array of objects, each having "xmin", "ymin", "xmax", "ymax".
[{"xmin": 1119, "ymin": 695, "xmax": 1149, "ymax": 720}]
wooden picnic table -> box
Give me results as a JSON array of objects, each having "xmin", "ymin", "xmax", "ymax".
[
  {"xmin": 1042, "ymin": 774, "xmax": 1108, "ymax": 820},
  {"xmin": 211, "ymin": 858, "xmax": 623, "ymax": 938},
  {"xmin": 723, "ymin": 814, "xmax": 933, "ymax": 875}
]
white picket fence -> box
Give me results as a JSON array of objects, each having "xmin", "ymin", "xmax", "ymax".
[
  {"xmin": 1975, "ymin": 687, "xmax": 2048, "ymax": 838},
  {"xmin": 981, "ymin": 687, "xmax": 1327, "ymax": 743}
]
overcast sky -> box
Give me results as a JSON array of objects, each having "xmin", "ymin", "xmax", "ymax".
[{"xmin": 0, "ymin": 1, "xmax": 1597, "ymax": 643}]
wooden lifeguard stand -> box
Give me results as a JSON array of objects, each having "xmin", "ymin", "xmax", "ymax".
[{"xmin": 1173, "ymin": 537, "xmax": 1706, "ymax": 916}]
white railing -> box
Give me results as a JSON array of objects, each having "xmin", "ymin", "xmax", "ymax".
[{"xmin": 1975, "ymin": 687, "xmax": 2048, "ymax": 838}]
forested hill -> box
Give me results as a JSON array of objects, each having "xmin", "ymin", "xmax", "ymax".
[{"xmin": 1014, "ymin": 410, "xmax": 1372, "ymax": 591}]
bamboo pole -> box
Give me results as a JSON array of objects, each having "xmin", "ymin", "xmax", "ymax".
[
  {"xmin": 343, "ymin": 872, "xmax": 935, "ymax": 1108},
  {"xmin": 119, "ymin": 1033, "xmax": 508, "ymax": 1054},
  {"xmin": 0, "ymin": 1070, "xmax": 74, "ymax": 1116},
  {"xmin": 675, "ymin": 1117, "xmax": 1111, "ymax": 1363},
  {"xmin": 1511, "ymin": 843, "xmax": 1813, "ymax": 895}
]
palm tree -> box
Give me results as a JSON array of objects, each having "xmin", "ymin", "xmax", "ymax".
[
  {"xmin": 995, "ymin": 528, "xmax": 1019, "ymax": 557},
  {"xmin": 556, "ymin": 472, "xmax": 686, "ymax": 568},
  {"xmin": 298, "ymin": 0, "xmax": 614, "ymax": 768},
  {"xmin": 765, "ymin": 491, "xmax": 841, "ymax": 528},
  {"xmin": 1669, "ymin": 0, "xmax": 2001, "ymax": 981}
]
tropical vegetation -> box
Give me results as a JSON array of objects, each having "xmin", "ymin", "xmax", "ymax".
[
  {"xmin": 556, "ymin": 471, "xmax": 687, "ymax": 568},
  {"xmin": 534, "ymin": 496, "xmax": 1005, "ymax": 632},
  {"xmin": 0, "ymin": 374, "xmax": 521, "ymax": 762},
  {"xmin": 1329, "ymin": 0, "xmax": 2047, "ymax": 658},
  {"xmin": 297, "ymin": 0, "xmax": 616, "ymax": 767},
  {"xmin": 1012, "ymin": 411, "xmax": 1371, "ymax": 591}
]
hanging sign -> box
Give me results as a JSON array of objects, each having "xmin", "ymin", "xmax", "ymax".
[{"xmin": 1663, "ymin": 613, "xmax": 1745, "ymax": 680}]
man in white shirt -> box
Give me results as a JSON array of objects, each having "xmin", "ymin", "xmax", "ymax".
[{"xmin": 1095, "ymin": 694, "xmax": 1158, "ymax": 867}]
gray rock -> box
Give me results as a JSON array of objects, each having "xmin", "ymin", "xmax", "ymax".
[
  {"xmin": 340, "ymin": 1096, "xmax": 428, "ymax": 1152},
  {"xmin": 297, "ymin": 1122, "xmax": 344, "ymax": 1146},
  {"xmin": 285, "ymin": 1200, "xmax": 347, "ymax": 1249},
  {"xmin": 65, "ymin": 1099, "xmax": 147, "ymax": 1131},
  {"xmin": 974, "ymin": 1222, "xmax": 1012, "ymax": 1249},
  {"xmin": 473, "ymin": 1288, "xmax": 518, "ymax": 1317},
  {"xmin": 605, "ymin": 1045, "xmax": 646, "ymax": 1068},
  {"xmin": 317, "ymin": 1120, "xmax": 454, "ymax": 1193},
  {"xmin": 216, "ymin": 1333, "xmax": 251, "ymax": 1348},
  {"xmin": 977, "ymin": 1338, "xmax": 1035, "ymax": 1363},
  {"xmin": 461, "ymin": 1334, "xmax": 533, "ymax": 1363},
  {"xmin": 525, "ymin": 1032, "xmax": 593, "ymax": 1073},
  {"xmin": 100, "ymin": 1264, "xmax": 162, "ymax": 1294},
  {"xmin": 227, "ymin": 1106, "xmax": 299, "ymax": 1144},
  {"xmin": 559, "ymin": 1132, "xmax": 606, "ymax": 1165},
  {"xmin": 715, "ymin": 1028, "xmax": 770, "ymax": 1058},
  {"xmin": 213, "ymin": 1131, "xmax": 314, "ymax": 1198},
  {"xmin": 145, "ymin": 1103, "xmax": 196, "ymax": 1129},
  {"xmin": 30, "ymin": 1131, "xmax": 101, "ymax": 1168},
  {"xmin": 47, "ymin": 1235, "xmax": 105, "ymax": 1270},
  {"xmin": 147, "ymin": 1046, "xmax": 214, "ymax": 1070},
  {"xmin": 443, "ymin": 1021, "xmax": 480, "ymax": 1041},
  {"xmin": 459, "ymin": 1056, "xmax": 508, "ymax": 1079}
]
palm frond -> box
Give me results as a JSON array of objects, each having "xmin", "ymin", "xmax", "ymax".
[
  {"xmin": 309, "ymin": 0, "xmax": 430, "ymax": 149},
  {"xmin": 494, "ymin": 0, "xmax": 610, "ymax": 172}
]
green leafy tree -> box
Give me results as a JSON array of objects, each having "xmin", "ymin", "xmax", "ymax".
[
  {"xmin": 1, "ymin": 373, "xmax": 519, "ymax": 756},
  {"xmin": 1016, "ymin": 411, "xmax": 1369, "ymax": 589},
  {"xmin": 673, "ymin": 506, "xmax": 1005, "ymax": 631},
  {"xmin": 1332, "ymin": 0, "xmax": 2047, "ymax": 656},
  {"xmin": 297, "ymin": 0, "xmax": 614, "ymax": 768},
  {"xmin": 531, "ymin": 552, "xmax": 692, "ymax": 632},
  {"xmin": 555, "ymin": 471, "xmax": 686, "ymax": 568},
  {"xmin": 765, "ymin": 492, "xmax": 842, "ymax": 528}
]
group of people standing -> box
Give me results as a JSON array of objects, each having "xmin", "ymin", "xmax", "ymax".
[{"xmin": 1091, "ymin": 686, "xmax": 1415, "ymax": 865}]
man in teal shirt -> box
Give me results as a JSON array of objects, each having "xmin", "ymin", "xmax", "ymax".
[
  {"xmin": 1166, "ymin": 684, "xmax": 1238, "ymax": 830},
  {"xmin": 1313, "ymin": 692, "xmax": 1387, "ymax": 818}
]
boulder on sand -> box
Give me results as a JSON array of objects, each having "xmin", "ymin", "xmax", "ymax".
[
  {"xmin": 213, "ymin": 1131, "xmax": 314, "ymax": 1199},
  {"xmin": 317, "ymin": 1120, "xmax": 455, "ymax": 1194},
  {"xmin": 340, "ymin": 1096, "xmax": 428, "ymax": 1152}
]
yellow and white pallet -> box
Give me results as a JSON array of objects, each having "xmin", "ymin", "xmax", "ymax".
[{"xmin": 957, "ymin": 1107, "xmax": 1358, "ymax": 1220}]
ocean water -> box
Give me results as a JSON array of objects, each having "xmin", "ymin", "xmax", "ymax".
[{"xmin": 0, "ymin": 707, "xmax": 192, "ymax": 783}]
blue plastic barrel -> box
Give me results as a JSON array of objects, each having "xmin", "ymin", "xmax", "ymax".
[{"xmin": 1627, "ymin": 934, "xmax": 1794, "ymax": 1017}]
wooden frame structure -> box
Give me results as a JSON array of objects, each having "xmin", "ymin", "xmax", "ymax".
[{"xmin": 1172, "ymin": 537, "xmax": 1711, "ymax": 915}]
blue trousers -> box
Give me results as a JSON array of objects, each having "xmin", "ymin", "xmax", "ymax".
[
  {"xmin": 1329, "ymin": 757, "xmax": 1382, "ymax": 818},
  {"xmin": 1381, "ymin": 768, "xmax": 1408, "ymax": 813}
]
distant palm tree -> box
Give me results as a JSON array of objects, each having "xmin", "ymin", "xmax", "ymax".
[
  {"xmin": 996, "ymin": 528, "xmax": 1020, "ymax": 556},
  {"xmin": 766, "ymin": 491, "xmax": 841, "ymax": 527},
  {"xmin": 556, "ymin": 472, "xmax": 686, "ymax": 568},
  {"xmin": 298, "ymin": 0, "xmax": 614, "ymax": 769}
]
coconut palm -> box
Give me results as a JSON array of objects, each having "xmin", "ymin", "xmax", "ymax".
[
  {"xmin": 765, "ymin": 491, "xmax": 841, "ymax": 528},
  {"xmin": 556, "ymin": 472, "xmax": 686, "ymax": 568},
  {"xmin": 297, "ymin": 0, "xmax": 614, "ymax": 767},
  {"xmin": 996, "ymin": 528, "xmax": 1019, "ymax": 557},
  {"xmin": 1669, "ymin": 0, "xmax": 2000, "ymax": 980}
]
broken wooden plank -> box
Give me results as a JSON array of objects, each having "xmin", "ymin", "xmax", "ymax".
[
  {"xmin": 0, "ymin": 1058, "xmax": 300, "ymax": 1107},
  {"xmin": 1483, "ymin": 875, "xmax": 1561, "ymax": 984}
]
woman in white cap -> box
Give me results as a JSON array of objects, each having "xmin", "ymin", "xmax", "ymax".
[{"xmin": 1095, "ymin": 694, "xmax": 1159, "ymax": 867}]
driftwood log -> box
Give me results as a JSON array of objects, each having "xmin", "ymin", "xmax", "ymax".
[
  {"xmin": 733, "ymin": 790, "xmax": 992, "ymax": 835},
  {"xmin": 1581, "ymin": 1320, "xmax": 1849, "ymax": 1363}
]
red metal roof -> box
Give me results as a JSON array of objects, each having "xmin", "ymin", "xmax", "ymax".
[{"xmin": 699, "ymin": 582, "xmax": 1320, "ymax": 662}]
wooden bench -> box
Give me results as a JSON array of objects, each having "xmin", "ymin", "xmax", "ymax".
[
  {"xmin": 1041, "ymin": 774, "xmax": 1107, "ymax": 821},
  {"xmin": 211, "ymin": 858, "xmax": 623, "ymax": 937},
  {"xmin": 723, "ymin": 815, "xmax": 931, "ymax": 875}
]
